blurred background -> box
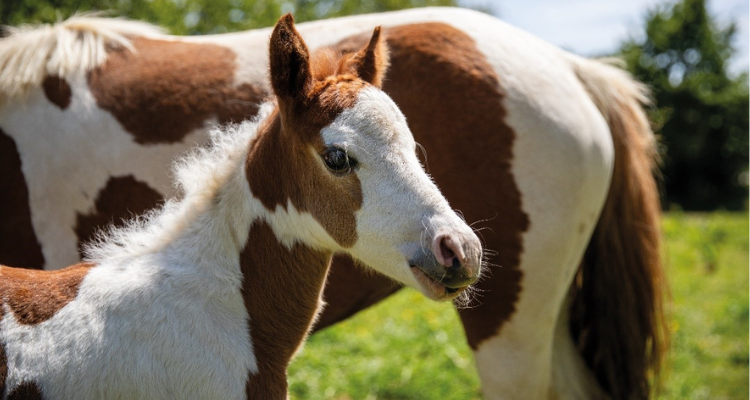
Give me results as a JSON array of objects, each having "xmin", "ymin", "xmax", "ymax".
[{"xmin": 2, "ymin": 0, "xmax": 746, "ymax": 398}]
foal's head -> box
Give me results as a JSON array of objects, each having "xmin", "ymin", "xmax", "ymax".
[{"xmin": 249, "ymin": 15, "xmax": 482, "ymax": 301}]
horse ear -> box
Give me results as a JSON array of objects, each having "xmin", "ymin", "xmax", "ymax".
[
  {"xmin": 269, "ymin": 13, "xmax": 312, "ymax": 102},
  {"xmin": 340, "ymin": 26, "xmax": 390, "ymax": 88}
]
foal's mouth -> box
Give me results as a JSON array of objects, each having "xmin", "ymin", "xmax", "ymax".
[{"xmin": 409, "ymin": 265, "xmax": 468, "ymax": 301}]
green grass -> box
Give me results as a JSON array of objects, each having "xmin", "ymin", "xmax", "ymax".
[
  {"xmin": 288, "ymin": 290, "xmax": 482, "ymax": 399},
  {"xmin": 288, "ymin": 212, "xmax": 749, "ymax": 399},
  {"xmin": 659, "ymin": 212, "xmax": 749, "ymax": 400}
]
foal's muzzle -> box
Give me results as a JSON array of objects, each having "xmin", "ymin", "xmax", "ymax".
[{"xmin": 409, "ymin": 231, "xmax": 482, "ymax": 300}]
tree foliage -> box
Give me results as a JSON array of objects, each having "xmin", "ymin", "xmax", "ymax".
[
  {"xmin": 620, "ymin": 0, "xmax": 749, "ymax": 210},
  {"xmin": 1, "ymin": 0, "xmax": 456, "ymax": 35}
]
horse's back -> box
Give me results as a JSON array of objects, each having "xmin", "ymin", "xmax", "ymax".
[{"xmin": 0, "ymin": 7, "xmax": 605, "ymax": 271}]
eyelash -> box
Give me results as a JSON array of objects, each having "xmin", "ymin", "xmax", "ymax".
[{"xmin": 322, "ymin": 146, "xmax": 358, "ymax": 175}]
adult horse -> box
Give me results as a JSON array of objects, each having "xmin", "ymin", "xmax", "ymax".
[
  {"xmin": 0, "ymin": 15, "xmax": 481, "ymax": 398},
  {"xmin": 0, "ymin": 7, "xmax": 666, "ymax": 399}
]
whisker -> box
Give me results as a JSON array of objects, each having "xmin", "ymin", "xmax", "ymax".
[
  {"xmin": 482, "ymin": 248, "xmax": 498, "ymax": 257},
  {"xmin": 453, "ymin": 284, "xmax": 486, "ymax": 309},
  {"xmin": 420, "ymin": 218, "xmax": 431, "ymax": 258},
  {"xmin": 469, "ymin": 212, "xmax": 498, "ymax": 228},
  {"xmin": 415, "ymin": 141, "xmax": 429, "ymax": 172},
  {"xmin": 453, "ymin": 208, "xmax": 466, "ymax": 223}
]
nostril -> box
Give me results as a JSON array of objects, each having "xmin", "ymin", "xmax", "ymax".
[
  {"xmin": 433, "ymin": 234, "xmax": 465, "ymax": 268},
  {"xmin": 440, "ymin": 236, "xmax": 456, "ymax": 263}
]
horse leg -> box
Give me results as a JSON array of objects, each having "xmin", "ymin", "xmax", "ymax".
[
  {"xmin": 550, "ymin": 288, "xmax": 608, "ymax": 399},
  {"xmin": 461, "ymin": 217, "xmax": 603, "ymax": 399}
]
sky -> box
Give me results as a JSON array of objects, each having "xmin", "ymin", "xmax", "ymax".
[{"xmin": 458, "ymin": 0, "xmax": 749, "ymax": 76}]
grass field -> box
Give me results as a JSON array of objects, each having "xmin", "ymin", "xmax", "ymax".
[{"xmin": 288, "ymin": 212, "xmax": 749, "ymax": 399}]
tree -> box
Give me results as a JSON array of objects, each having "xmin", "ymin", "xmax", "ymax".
[
  {"xmin": 620, "ymin": 0, "xmax": 749, "ymax": 210},
  {"xmin": 1, "ymin": 0, "xmax": 456, "ymax": 35}
]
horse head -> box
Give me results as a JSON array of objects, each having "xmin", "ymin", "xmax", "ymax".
[{"xmin": 249, "ymin": 14, "xmax": 483, "ymax": 301}]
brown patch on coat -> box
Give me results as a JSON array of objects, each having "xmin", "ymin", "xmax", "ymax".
[
  {"xmin": 321, "ymin": 23, "xmax": 530, "ymax": 348},
  {"xmin": 0, "ymin": 262, "xmax": 94, "ymax": 325},
  {"xmin": 42, "ymin": 75, "xmax": 72, "ymax": 110},
  {"xmin": 88, "ymin": 38, "xmax": 267, "ymax": 145},
  {"xmin": 241, "ymin": 220, "xmax": 331, "ymax": 398},
  {"xmin": 7, "ymin": 381, "xmax": 43, "ymax": 400},
  {"xmin": 75, "ymin": 175, "xmax": 163, "ymax": 257},
  {"xmin": 0, "ymin": 128, "xmax": 45, "ymax": 269}
]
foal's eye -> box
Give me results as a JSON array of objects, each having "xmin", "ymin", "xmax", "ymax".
[{"xmin": 323, "ymin": 147, "xmax": 357, "ymax": 174}]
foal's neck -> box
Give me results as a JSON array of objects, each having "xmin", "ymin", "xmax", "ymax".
[
  {"xmin": 165, "ymin": 121, "xmax": 335, "ymax": 397},
  {"xmin": 240, "ymin": 220, "xmax": 332, "ymax": 397}
]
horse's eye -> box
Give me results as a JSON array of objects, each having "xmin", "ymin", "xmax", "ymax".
[{"xmin": 323, "ymin": 147, "xmax": 357, "ymax": 174}]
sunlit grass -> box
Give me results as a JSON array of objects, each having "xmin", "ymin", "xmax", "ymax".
[
  {"xmin": 288, "ymin": 212, "xmax": 749, "ymax": 399},
  {"xmin": 659, "ymin": 212, "xmax": 748, "ymax": 400},
  {"xmin": 288, "ymin": 289, "xmax": 482, "ymax": 399}
]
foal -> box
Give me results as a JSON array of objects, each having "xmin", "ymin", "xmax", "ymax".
[{"xmin": 0, "ymin": 15, "xmax": 481, "ymax": 399}]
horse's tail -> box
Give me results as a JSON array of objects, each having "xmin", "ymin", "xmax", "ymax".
[
  {"xmin": 0, "ymin": 15, "xmax": 163, "ymax": 100},
  {"xmin": 566, "ymin": 55, "xmax": 668, "ymax": 399}
]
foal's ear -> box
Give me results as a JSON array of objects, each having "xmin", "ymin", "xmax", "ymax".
[
  {"xmin": 340, "ymin": 26, "xmax": 390, "ymax": 88},
  {"xmin": 269, "ymin": 14, "xmax": 312, "ymax": 101}
]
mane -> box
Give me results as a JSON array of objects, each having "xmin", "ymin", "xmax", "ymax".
[
  {"xmin": 84, "ymin": 102, "xmax": 276, "ymax": 263},
  {"xmin": 0, "ymin": 14, "xmax": 165, "ymax": 99}
]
